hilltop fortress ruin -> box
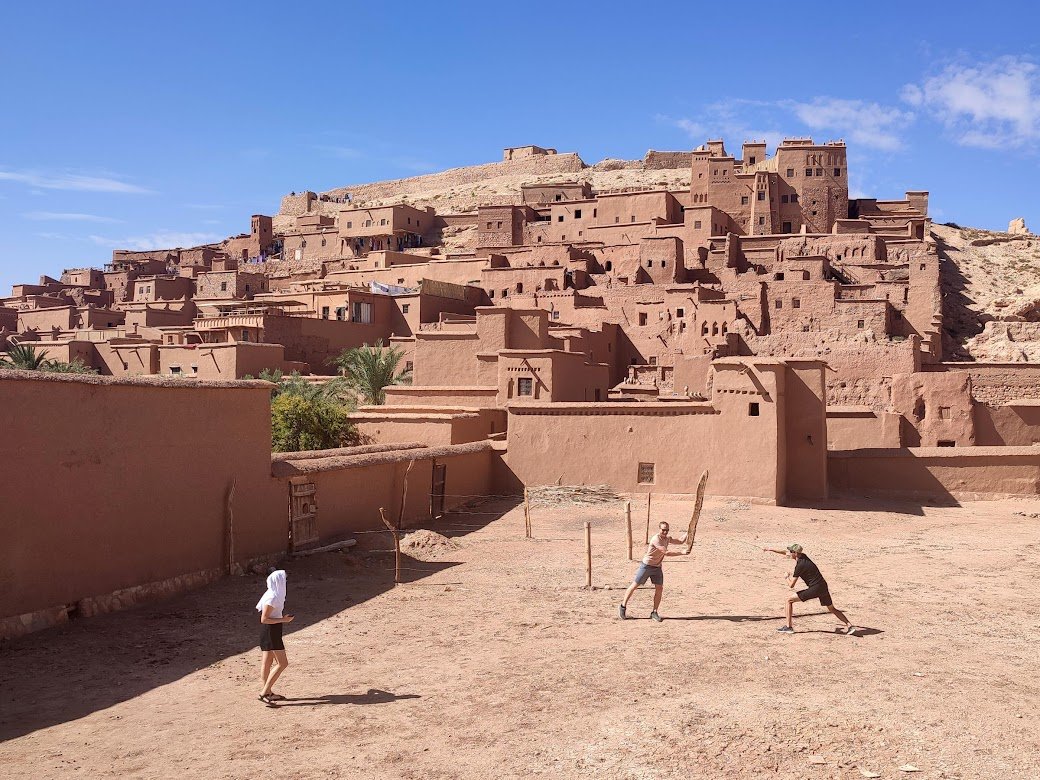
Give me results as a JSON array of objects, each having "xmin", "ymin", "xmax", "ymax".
[{"xmin": 5, "ymin": 138, "xmax": 1040, "ymax": 637}]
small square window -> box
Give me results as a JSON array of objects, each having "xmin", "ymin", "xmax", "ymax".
[
  {"xmin": 857, "ymin": 319, "xmax": 864, "ymax": 328},
  {"xmin": 637, "ymin": 462, "xmax": 655, "ymax": 484},
  {"xmin": 574, "ymin": 209, "xmax": 582, "ymax": 218},
  {"xmin": 517, "ymin": 377, "xmax": 533, "ymax": 396},
  {"xmin": 781, "ymin": 195, "xmax": 789, "ymax": 203},
  {"xmin": 741, "ymin": 196, "xmax": 749, "ymax": 205},
  {"xmin": 834, "ymin": 168, "xmax": 841, "ymax": 177},
  {"xmin": 615, "ymin": 216, "xmax": 620, "ymax": 224},
  {"xmin": 791, "ymin": 194, "xmax": 798, "ymax": 203},
  {"xmin": 558, "ymin": 215, "xmax": 564, "ymax": 222},
  {"xmin": 646, "ymin": 260, "xmax": 653, "ymax": 268},
  {"xmin": 805, "ymin": 168, "xmax": 813, "ymax": 177},
  {"xmin": 786, "ymin": 168, "xmax": 795, "ymax": 177},
  {"xmin": 405, "ymin": 361, "xmax": 414, "ymax": 372},
  {"xmin": 782, "ymin": 221, "xmax": 792, "ymax": 233},
  {"xmin": 792, "ymin": 298, "xmax": 801, "ymax": 309},
  {"xmin": 402, "ymin": 303, "xmax": 410, "ymax": 314},
  {"xmin": 815, "ymin": 168, "xmax": 823, "ymax": 176},
  {"xmin": 748, "ymin": 402, "xmax": 760, "ymax": 417},
  {"xmin": 758, "ymin": 216, "xmax": 765, "ymax": 225},
  {"xmin": 486, "ymin": 222, "xmax": 493, "ymax": 229},
  {"xmin": 757, "ymin": 191, "xmax": 765, "ymax": 201},
  {"xmin": 639, "ymin": 312, "xmax": 648, "ymax": 326},
  {"xmin": 939, "ymin": 406, "xmax": 952, "ymax": 420},
  {"xmin": 775, "ymin": 299, "xmax": 783, "ymax": 309},
  {"xmin": 802, "ymin": 325, "xmax": 810, "ymax": 332},
  {"xmin": 170, "ymin": 365, "xmax": 181, "ymax": 375},
  {"xmin": 551, "ymin": 310, "xmax": 560, "ymax": 320},
  {"xmin": 937, "ymin": 440, "xmax": 956, "ymax": 447},
  {"xmin": 497, "ymin": 221, "xmax": 502, "ymax": 229},
  {"xmin": 631, "ymin": 216, "xmax": 636, "ymax": 223},
  {"xmin": 501, "ymin": 289, "xmax": 508, "ymax": 298},
  {"xmin": 694, "ymin": 220, "xmax": 702, "ymax": 229},
  {"xmin": 321, "ymin": 306, "xmax": 330, "ymax": 319},
  {"xmin": 676, "ymin": 308, "xmax": 685, "ymax": 318}
]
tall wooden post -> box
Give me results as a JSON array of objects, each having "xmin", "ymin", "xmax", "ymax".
[
  {"xmin": 523, "ymin": 486, "xmax": 532, "ymax": 539},
  {"xmin": 379, "ymin": 507, "xmax": 402, "ymax": 585},
  {"xmin": 584, "ymin": 522, "xmax": 592, "ymax": 588},
  {"xmin": 625, "ymin": 501, "xmax": 633, "ymax": 561}
]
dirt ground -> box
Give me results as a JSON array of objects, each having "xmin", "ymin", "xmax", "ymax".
[{"xmin": 3, "ymin": 495, "xmax": 1040, "ymax": 779}]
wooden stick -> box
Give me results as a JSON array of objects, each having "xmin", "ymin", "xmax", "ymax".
[
  {"xmin": 645, "ymin": 491, "xmax": 652, "ymax": 544},
  {"xmin": 584, "ymin": 521, "xmax": 592, "ymax": 588},
  {"xmin": 379, "ymin": 507, "xmax": 401, "ymax": 585},
  {"xmin": 523, "ymin": 485, "xmax": 531, "ymax": 538},
  {"xmin": 685, "ymin": 470, "xmax": 709, "ymax": 552},
  {"xmin": 625, "ymin": 501, "xmax": 633, "ymax": 561},
  {"xmin": 226, "ymin": 479, "xmax": 236, "ymax": 573},
  {"xmin": 398, "ymin": 459, "xmax": 415, "ymax": 529}
]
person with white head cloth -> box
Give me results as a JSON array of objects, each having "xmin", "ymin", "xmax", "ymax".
[{"xmin": 256, "ymin": 569, "xmax": 294, "ymax": 706}]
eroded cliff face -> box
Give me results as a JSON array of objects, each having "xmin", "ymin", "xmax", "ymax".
[{"xmin": 935, "ymin": 223, "xmax": 1040, "ymax": 361}]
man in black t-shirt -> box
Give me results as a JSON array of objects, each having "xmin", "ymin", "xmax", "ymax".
[{"xmin": 763, "ymin": 544, "xmax": 856, "ymax": 635}]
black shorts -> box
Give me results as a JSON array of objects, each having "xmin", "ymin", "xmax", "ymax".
[
  {"xmin": 797, "ymin": 583, "xmax": 833, "ymax": 607},
  {"xmin": 260, "ymin": 622, "xmax": 285, "ymax": 651}
]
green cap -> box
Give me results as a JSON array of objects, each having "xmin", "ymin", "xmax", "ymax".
[{"xmin": 787, "ymin": 543, "xmax": 803, "ymax": 554}]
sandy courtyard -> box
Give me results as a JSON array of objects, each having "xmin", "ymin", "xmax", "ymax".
[{"xmin": 2, "ymin": 495, "xmax": 1040, "ymax": 779}]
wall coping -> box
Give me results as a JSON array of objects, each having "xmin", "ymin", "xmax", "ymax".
[
  {"xmin": 385, "ymin": 385, "xmax": 497, "ymax": 394},
  {"xmin": 271, "ymin": 442, "xmax": 426, "ymax": 463},
  {"xmin": 508, "ymin": 401, "xmax": 717, "ymax": 416},
  {"xmin": 0, "ymin": 368, "xmax": 275, "ymax": 391},
  {"xmin": 271, "ymin": 440, "xmax": 493, "ymax": 477},
  {"xmin": 829, "ymin": 446, "xmax": 1040, "ymax": 459}
]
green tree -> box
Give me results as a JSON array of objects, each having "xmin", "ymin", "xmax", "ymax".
[
  {"xmin": 0, "ymin": 344, "xmax": 51, "ymax": 370},
  {"xmin": 332, "ymin": 341, "xmax": 412, "ymax": 405},
  {"xmin": 270, "ymin": 392, "xmax": 354, "ymax": 452}
]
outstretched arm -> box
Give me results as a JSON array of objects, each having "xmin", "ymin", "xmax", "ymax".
[{"xmin": 763, "ymin": 547, "xmax": 789, "ymax": 555}]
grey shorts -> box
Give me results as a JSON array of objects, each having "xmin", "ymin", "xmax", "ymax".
[{"xmin": 634, "ymin": 563, "xmax": 664, "ymax": 586}]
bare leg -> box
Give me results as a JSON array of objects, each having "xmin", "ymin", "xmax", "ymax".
[
  {"xmin": 786, "ymin": 595, "xmax": 798, "ymax": 629},
  {"xmin": 261, "ymin": 650, "xmax": 289, "ymax": 696},
  {"xmin": 827, "ymin": 605, "xmax": 852, "ymax": 627},
  {"xmin": 260, "ymin": 651, "xmax": 273, "ymax": 686},
  {"xmin": 621, "ymin": 580, "xmax": 639, "ymax": 607},
  {"xmin": 653, "ymin": 585, "xmax": 663, "ymax": 612}
]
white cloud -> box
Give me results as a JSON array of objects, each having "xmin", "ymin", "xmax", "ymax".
[
  {"xmin": 656, "ymin": 108, "xmax": 784, "ymax": 152},
  {"xmin": 88, "ymin": 231, "xmax": 223, "ymax": 250},
  {"xmin": 902, "ymin": 56, "xmax": 1040, "ymax": 147},
  {"xmin": 0, "ymin": 169, "xmax": 151, "ymax": 193},
  {"xmin": 786, "ymin": 98, "xmax": 913, "ymax": 151},
  {"xmin": 22, "ymin": 211, "xmax": 123, "ymax": 224}
]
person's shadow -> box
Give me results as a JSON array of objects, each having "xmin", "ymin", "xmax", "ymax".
[{"xmin": 277, "ymin": 689, "xmax": 420, "ymax": 706}]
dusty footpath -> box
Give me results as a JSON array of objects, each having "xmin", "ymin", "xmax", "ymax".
[{"xmin": 2, "ymin": 496, "xmax": 1039, "ymax": 779}]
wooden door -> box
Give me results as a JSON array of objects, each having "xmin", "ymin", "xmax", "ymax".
[
  {"xmin": 289, "ymin": 479, "xmax": 319, "ymax": 551},
  {"xmin": 431, "ymin": 463, "xmax": 446, "ymax": 519}
]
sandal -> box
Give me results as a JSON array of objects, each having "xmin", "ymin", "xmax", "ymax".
[
  {"xmin": 267, "ymin": 693, "xmax": 286, "ymax": 701},
  {"xmin": 258, "ymin": 694, "xmax": 277, "ymax": 707}
]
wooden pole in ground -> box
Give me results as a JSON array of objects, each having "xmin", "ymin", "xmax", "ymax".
[
  {"xmin": 625, "ymin": 501, "xmax": 633, "ymax": 560},
  {"xmin": 523, "ymin": 486, "xmax": 532, "ymax": 538},
  {"xmin": 645, "ymin": 492, "xmax": 652, "ymax": 544},
  {"xmin": 379, "ymin": 507, "xmax": 401, "ymax": 585},
  {"xmin": 584, "ymin": 521, "xmax": 592, "ymax": 588}
]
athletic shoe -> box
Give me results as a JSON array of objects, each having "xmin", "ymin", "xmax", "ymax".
[
  {"xmin": 777, "ymin": 626, "xmax": 794, "ymax": 634},
  {"xmin": 618, "ymin": 604, "xmax": 627, "ymax": 620},
  {"xmin": 845, "ymin": 625, "xmax": 858, "ymax": 636},
  {"xmin": 650, "ymin": 611, "xmax": 663, "ymax": 622}
]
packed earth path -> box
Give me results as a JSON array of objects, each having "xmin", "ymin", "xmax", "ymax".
[{"xmin": 2, "ymin": 496, "xmax": 1039, "ymax": 779}]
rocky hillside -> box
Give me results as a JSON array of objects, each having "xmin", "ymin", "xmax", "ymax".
[{"xmin": 936, "ymin": 223, "xmax": 1040, "ymax": 361}]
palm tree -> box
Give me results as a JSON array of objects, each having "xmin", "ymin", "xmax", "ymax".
[
  {"xmin": 0, "ymin": 344, "xmax": 50, "ymax": 370},
  {"xmin": 332, "ymin": 341, "xmax": 411, "ymax": 405}
]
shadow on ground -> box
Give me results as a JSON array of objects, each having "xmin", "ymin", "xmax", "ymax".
[{"xmin": 0, "ymin": 504, "xmax": 516, "ymax": 742}]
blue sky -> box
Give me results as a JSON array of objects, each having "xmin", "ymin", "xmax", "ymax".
[{"xmin": 2, "ymin": 2, "xmax": 1039, "ymax": 292}]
